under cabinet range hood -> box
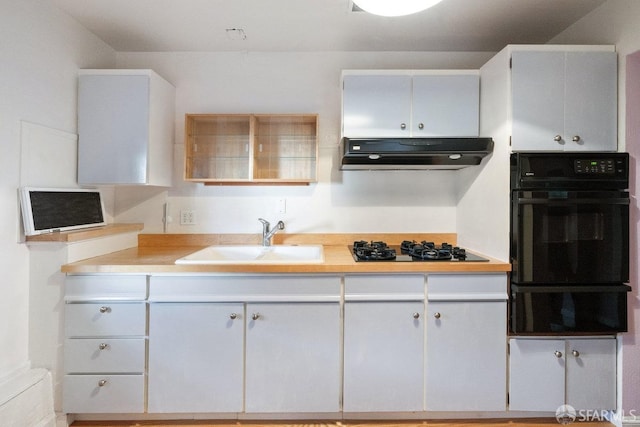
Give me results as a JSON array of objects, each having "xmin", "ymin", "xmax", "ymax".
[{"xmin": 340, "ymin": 137, "xmax": 494, "ymax": 170}]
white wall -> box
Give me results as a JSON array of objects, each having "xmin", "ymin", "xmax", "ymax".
[
  {"xmin": 551, "ymin": 0, "xmax": 640, "ymax": 418},
  {"xmin": 114, "ymin": 51, "xmax": 496, "ymax": 241},
  {"xmin": 0, "ymin": 0, "xmax": 115, "ymax": 414}
]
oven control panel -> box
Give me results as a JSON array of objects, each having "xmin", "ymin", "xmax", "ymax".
[
  {"xmin": 511, "ymin": 152, "xmax": 629, "ymax": 190},
  {"xmin": 574, "ymin": 158, "xmax": 621, "ymax": 174}
]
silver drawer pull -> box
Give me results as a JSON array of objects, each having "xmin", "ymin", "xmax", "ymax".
[
  {"xmin": 99, "ymin": 306, "xmax": 111, "ymax": 314},
  {"xmin": 252, "ymin": 313, "xmax": 260, "ymax": 320},
  {"xmin": 98, "ymin": 343, "xmax": 109, "ymax": 350},
  {"xmin": 98, "ymin": 379, "xmax": 107, "ymax": 387},
  {"xmin": 229, "ymin": 313, "xmax": 237, "ymax": 320},
  {"xmin": 554, "ymin": 351, "xmax": 563, "ymax": 358},
  {"xmin": 413, "ymin": 312, "xmax": 420, "ymax": 319}
]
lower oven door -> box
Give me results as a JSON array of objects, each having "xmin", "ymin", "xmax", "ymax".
[
  {"xmin": 511, "ymin": 284, "xmax": 631, "ymax": 334},
  {"xmin": 511, "ymin": 190, "xmax": 629, "ymax": 284}
]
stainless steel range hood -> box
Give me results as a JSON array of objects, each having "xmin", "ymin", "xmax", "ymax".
[{"xmin": 340, "ymin": 137, "xmax": 494, "ymax": 170}]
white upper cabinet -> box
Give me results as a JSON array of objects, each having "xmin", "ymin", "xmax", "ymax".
[
  {"xmin": 342, "ymin": 71, "xmax": 479, "ymax": 138},
  {"xmin": 511, "ymin": 50, "xmax": 617, "ymax": 152},
  {"xmin": 78, "ymin": 69, "xmax": 175, "ymax": 185}
]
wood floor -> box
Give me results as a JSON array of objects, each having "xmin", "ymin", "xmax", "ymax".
[{"xmin": 70, "ymin": 420, "xmax": 613, "ymax": 427}]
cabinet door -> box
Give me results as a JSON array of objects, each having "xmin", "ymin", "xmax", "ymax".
[
  {"xmin": 566, "ymin": 338, "xmax": 616, "ymax": 410},
  {"xmin": 245, "ymin": 302, "xmax": 341, "ymax": 413},
  {"xmin": 564, "ymin": 52, "xmax": 617, "ymax": 152},
  {"xmin": 343, "ymin": 301, "xmax": 424, "ymax": 412},
  {"xmin": 147, "ymin": 302, "xmax": 244, "ymax": 413},
  {"xmin": 185, "ymin": 115, "xmax": 251, "ymax": 181},
  {"xmin": 509, "ymin": 338, "xmax": 565, "ymax": 411},
  {"xmin": 78, "ymin": 74, "xmax": 150, "ymax": 184},
  {"xmin": 511, "ymin": 51, "xmax": 566, "ymax": 151},
  {"xmin": 412, "ymin": 74, "xmax": 479, "ymax": 137},
  {"xmin": 343, "ymin": 75, "xmax": 412, "ymax": 137},
  {"xmin": 425, "ymin": 301, "xmax": 506, "ymax": 411}
]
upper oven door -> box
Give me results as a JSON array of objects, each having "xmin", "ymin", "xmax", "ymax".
[{"xmin": 511, "ymin": 190, "xmax": 629, "ymax": 284}]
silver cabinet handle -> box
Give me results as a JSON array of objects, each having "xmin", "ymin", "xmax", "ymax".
[
  {"xmin": 98, "ymin": 343, "xmax": 108, "ymax": 350},
  {"xmin": 418, "ymin": 123, "xmax": 424, "ymax": 130},
  {"xmin": 252, "ymin": 313, "xmax": 260, "ymax": 320},
  {"xmin": 554, "ymin": 351, "xmax": 563, "ymax": 358},
  {"xmin": 554, "ymin": 135, "xmax": 562, "ymax": 142},
  {"xmin": 572, "ymin": 135, "xmax": 581, "ymax": 142},
  {"xmin": 434, "ymin": 312, "xmax": 441, "ymax": 319},
  {"xmin": 99, "ymin": 306, "xmax": 111, "ymax": 313},
  {"xmin": 572, "ymin": 350, "xmax": 580, "ymax": 357},
  {"xmin": 413, "ymin": 312, "xmax": 420, "ymax": 319},
  {"xmin": 229, "ymin": 313, "xmax": 237, "ymax": 320},
  {"xmin": 400, "ymin": 123, "xmax": 407, "ymax": 130},
  {"xmin": 98, "ymin": 379, "xmax": 107, "ymax": 387}
]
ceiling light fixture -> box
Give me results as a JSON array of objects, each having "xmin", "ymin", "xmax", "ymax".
[{"xmin": 352, "ymin": 0, "xmax": 443, "ymax": 17}]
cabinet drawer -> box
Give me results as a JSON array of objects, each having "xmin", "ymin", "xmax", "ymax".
[
  {"xmin": 65, "ymin": 338, "xmax": 145, "ymax": 373},
  {"xmin": 427, "ymin": 273, "xmax": 508, "ymax": 301},
  {"xmin": 65, "ymin": 275, "xmax": 147, "ymax": 301},
  {"xmin": 150, "ymin": 275, "xmax": 340, "ymax": 302},
  {"xmin": 344, "ymin": 274, "xmax": 424, "ymax": 301},
  {"xmin": 63, "ymin": 374, "xmax": 144, "ymax": 413},
  {"xmin": 65, "ymin": 302, "xmax": 146, "ymax": 337}
]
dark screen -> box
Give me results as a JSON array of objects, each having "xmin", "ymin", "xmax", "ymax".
[{"xmin": 29, "ymin": 191, "xmax": 104, "ymax": 231}]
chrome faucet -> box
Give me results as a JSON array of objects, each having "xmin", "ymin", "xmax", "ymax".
[{"xmin": 258, "ymin": 218, "xmax": 285, "ymax": 246}]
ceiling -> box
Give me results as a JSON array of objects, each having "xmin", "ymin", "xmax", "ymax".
[{"xmin": 50, "ymin": 0, "xmax": 607, "ymax": 52}]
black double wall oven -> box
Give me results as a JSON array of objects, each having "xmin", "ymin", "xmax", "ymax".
[{"xmin": 510, "ymin": 152, "xmax": 631, "ymax": 334}]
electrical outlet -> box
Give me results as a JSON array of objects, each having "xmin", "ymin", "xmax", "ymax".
[
  {"xmin": 278, "ymin": 198, "xmax": 286, "ymax": 214},
  {"xmin": 180, "ymin": 210, "xmax": 196, "ymax": 225}
]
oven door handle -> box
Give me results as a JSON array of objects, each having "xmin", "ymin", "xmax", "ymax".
[
  {"xmin": 512, "ymin": 284, "xmax": 632, "ymax": 293},
  {"xmin": 517, "ymin": 197, "xmax": 630, "ymax": 205}
]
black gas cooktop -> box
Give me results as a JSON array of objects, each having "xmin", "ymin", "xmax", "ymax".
[{"xmin": 350, "ymin": 240, "xmax": 490, "ymax": 262}]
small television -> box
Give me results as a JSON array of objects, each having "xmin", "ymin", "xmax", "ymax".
[{"xmin": 19, "ymin": 187, "xmax": 107, "ymax": 236}]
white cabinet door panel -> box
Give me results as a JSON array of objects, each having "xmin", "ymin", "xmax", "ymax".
[
  {"xmin": 412, "ymin": 74, "xmax": 479, "ymax": 137},
  {"xmin": 509, "ymin": 339, "xmax": 565, "ymax": 411},
  {"xmin": 147, "ymin": 302, "xmax": 244, "ymax": 413},
  {"xmin": 566, "ymin": 338, "xmax": 616, "ymax": 410},
  {"xmin": 343, "ymin": 301, "xmax": 424, "ymax": 412},
  {"xmin": 425, "ymin": 301, "xmax": 506, "ymax": 411},
  {"xmin": 511, "ymin": 51, "xmax": 566, "ymax": 151},
  {"xmin": 564, "ymin": 52, "xmax": 617, "ymax": 152},
  {"xmin": 245, "ymin": 302, "xmax": 341, "ymax": 413},
  {"xmin": 78, "ymin": 74, "xmax": 150, "ymax": 184},
  {"xmin": 343, "ymin": 75, "xmax": 412, "ymax": 137}
]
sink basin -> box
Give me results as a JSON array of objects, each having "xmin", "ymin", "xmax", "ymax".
[{"xmin": 175, "ymin": 245, "xmax": 324, "ymax": 265}]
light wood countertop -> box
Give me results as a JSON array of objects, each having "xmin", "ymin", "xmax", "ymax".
[{"xmin": 61, "ymin": 233, "xmax": 511, "ymax": 274}]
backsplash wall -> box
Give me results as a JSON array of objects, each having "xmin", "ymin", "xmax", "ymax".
[{"xmin": 114, "ymin": 51, "xmax": 496, "ymax": 239}]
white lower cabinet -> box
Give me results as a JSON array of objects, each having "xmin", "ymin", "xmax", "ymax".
[
  {"xmin": 343, "ymin": 274, "xmax": 425, "ymax": 412},
  {"xmin": 146, "ymin": 275, "xmax": 341, "ymax": 414},
  {"xmin": 509, "ymin": 337, "xmax": 616, "ymax": 411},
  {"xmin": 63, "ymin": 271, "xmax": 618, "ymax": 418},
  {"xmin": 147, "ymin": 302, "xmax": 244, "ymax": 413},
  {"xmin": 245, "ymin": 302, "xmax": 341, "ymax": 412},
  {"xmin": 63, "ymin": 275, "xmax": 147, "ymax": 414},
  {"xmin": 425, "ymin": 273, "xmax": 508, "ymax": 411}
]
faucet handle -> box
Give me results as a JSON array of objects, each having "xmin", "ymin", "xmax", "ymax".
[{"xmin": 276, "ymin": 220, "xmax": 285, "ymax": 230}]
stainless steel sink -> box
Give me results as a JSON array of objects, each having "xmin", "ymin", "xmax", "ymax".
[{"xmin": 175, "ymin": 245, "xmax": 324, "ymax": 264}]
